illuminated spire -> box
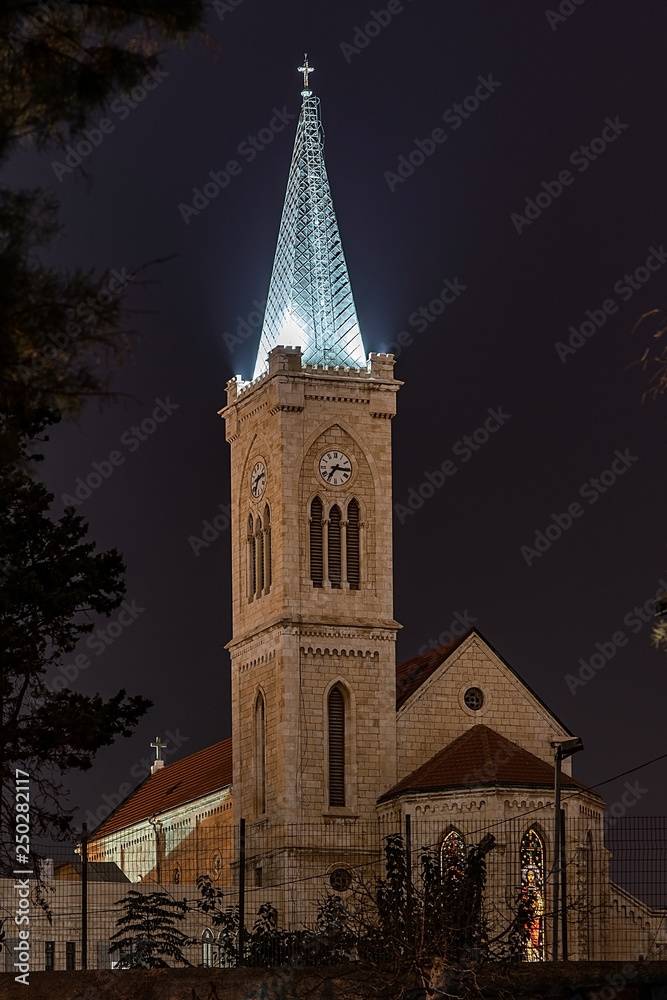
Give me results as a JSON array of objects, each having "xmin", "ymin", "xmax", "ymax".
[{"xmin": 252, "ymin": 57, "xmax": 366, "ymax": 379}]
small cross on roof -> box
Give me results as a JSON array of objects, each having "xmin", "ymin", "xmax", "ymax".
[{"xmin": 150, "ymin": 736, "xmax": 168, "ymax": 761}]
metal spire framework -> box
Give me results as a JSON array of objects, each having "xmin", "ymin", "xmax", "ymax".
[{"xmin": 252, "ymin": 57, "xmax": 366, "ymax": 379}]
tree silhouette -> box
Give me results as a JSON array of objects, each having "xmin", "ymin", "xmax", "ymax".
[{"xmin": 110, "ymin": 889, "xmax": 191, "ymax": 968}]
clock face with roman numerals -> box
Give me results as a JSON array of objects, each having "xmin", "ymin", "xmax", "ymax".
[{"xmin": 319, "ymin": 451, "xmax": 352, "ymax": 486}]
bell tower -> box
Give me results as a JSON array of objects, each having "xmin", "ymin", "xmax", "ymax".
[{"xmin": 220, "ymin": 60, "xmax": 401, "ymax": 827}]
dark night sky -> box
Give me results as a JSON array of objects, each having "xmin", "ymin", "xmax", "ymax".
[{"xmin": 7, "ymin": 0, "xmax": 667, "ymax": 828}]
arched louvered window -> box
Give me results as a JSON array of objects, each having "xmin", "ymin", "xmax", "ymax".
[
  {"xmin": 346, "ymin": 499, "xmax": 360, "ymax": 590},
  {"xmin": 247, "ymin": 515, "xmax": 256, "ymax": 601},
  {"xmin": 255, "ymin": 693, "xmax": 266, "ymax": 815},
  {"xmin": 264, "ymin": 505, "xmax": 272, "ymax": 591},
  {"xmin": 256, "ymin": 516, "xmax": 264, "ymax": 595},
  {"xmin": 310, "ymin": 496, "xmax": 323, "ymax": 587},
  {"xmin": 328, "ymin": 505, "xmax": 342, "ymax": 589},
  {"xmin": 328, "ymin": 685, "xmax": 346, "ymax": 807}
]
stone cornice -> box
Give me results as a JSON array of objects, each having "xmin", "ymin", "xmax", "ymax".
[{"xmin": 226, "ymin": 616, "xmax": 401, "ymax": 651}]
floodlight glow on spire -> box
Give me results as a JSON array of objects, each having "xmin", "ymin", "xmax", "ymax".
[{"xmin": 252, "ymin": 57, "xmax": 366, "ymax": 379}]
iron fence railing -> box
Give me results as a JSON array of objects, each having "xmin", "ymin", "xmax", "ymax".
[{"xmin": 1, "ymin": 815, "xmax": 666, "ymax": 971}]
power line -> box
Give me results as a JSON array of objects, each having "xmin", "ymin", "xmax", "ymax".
[{"xmin": 586, "ymin": 749, "xmax": 667, "ymax": 791}]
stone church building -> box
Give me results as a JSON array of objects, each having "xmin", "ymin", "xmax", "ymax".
[{"xmin": 83, "ymin": 63, "xmax": 665, "ymax": 965}]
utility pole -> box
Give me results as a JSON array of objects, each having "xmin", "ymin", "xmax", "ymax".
[{"xmin": 551, "ymin": 737, "xmax": 583, "ymax": 961}]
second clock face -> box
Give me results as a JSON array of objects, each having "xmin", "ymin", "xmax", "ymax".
[
  {"xmin": 319, "ymin": 451, "xmax": 352, "ymax": 486},
  {"xmin": 250, "ymin": 461, "xmax": 266, "ymax": 498}
]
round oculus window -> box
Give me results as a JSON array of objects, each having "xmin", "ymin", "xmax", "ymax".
[
  {"xmin": 210, "ymin": 851, "xmax": 222, "ymax": 880},
  {"xmin": 329, "ymin": 868, "xmax": 352, "ymax": 892},
  {"xmin": 464, "ymin": 687, "xmax": 484, "ymax": 711}
]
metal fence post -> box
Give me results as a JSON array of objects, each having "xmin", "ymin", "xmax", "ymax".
[
  {"xmin": 560, "ymin": 808, "xmax": 568, "ymax": 961},
  {"xmin": 553, "ymin": 746, "xmax": 562, "ymax": 960},
  {"xmin": 81, "ymin": 822, "xmax": 88, "ymax": 970},
  {"xmin": 238, "ymin": 817, "xmax": 246, "ymax": 966},
  {"xmin": 405, "ymin": 813, "xmax": 413, "ymax": 941}
]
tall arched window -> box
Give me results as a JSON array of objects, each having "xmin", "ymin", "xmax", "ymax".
[
  {"xmin": 264, "ymin": 505, "xmax": 272, "ymax": 591},
  {"xmin": 256, "ymin": 515, "xmax": 264, "ymax": 595},
  {"xmin": 328, "ymin": 505, "xmax": 342, "ymax": 589},
  {"xmin": 346, "ymin": 499, "xmax": 360, "ymax": 590},
  {"xmin": 254, "ymin": 693, "xmax": 266, "ymax": 815},
  {"xmin": 310, "ymin": 497, "xmax": 324, "ymax": 587},
  {"xmin": 520, "ymin": 828, "xmax": 546, "ymax": 961},
  {"xmin": 440, "ymin": 829, "xmax": 466, "ymax": 881},
  {"xmin": 328, "ymin": 685, "xmax": 346, "ymax": 807},
  {"xmin": 247, "ymin": 515, "xmax": 256, "ymax": 601},
  {"xmin": 202, "ymin": 928, "xmax": 214, "ymax": 968}
]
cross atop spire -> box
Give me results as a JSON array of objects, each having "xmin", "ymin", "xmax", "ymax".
[
  {"xmin": 298, "ymin": 54, "xmax": 314, "ymax": 92},
  {"xmin": 252, "ymin": 62, "xmax": 366, "ymax": 379}
]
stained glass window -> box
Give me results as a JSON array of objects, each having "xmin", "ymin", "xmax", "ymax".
[
  {"xmin": 520, "ymin": 828, "xmax": 545, "ymax": 961},
  {"xmin": 440, "ymin": 829, "xmax": 466, "ymax": 880}
]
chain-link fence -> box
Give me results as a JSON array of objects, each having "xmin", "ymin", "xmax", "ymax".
[{"xmin": 2, "ymin": 815, "xmax": 666, "ymax": 971}]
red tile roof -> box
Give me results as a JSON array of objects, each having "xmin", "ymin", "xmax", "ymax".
[
  {"xmin": 378, "ymin": 725, "xmax": 602, "ymax": 803},
  {"xmin": 395, "ymin": 632, "xmax": 470, "ymax": 708},
  {"xmin": 91, "ymin": 737, "xmax": 232, "ymax": 840}
]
